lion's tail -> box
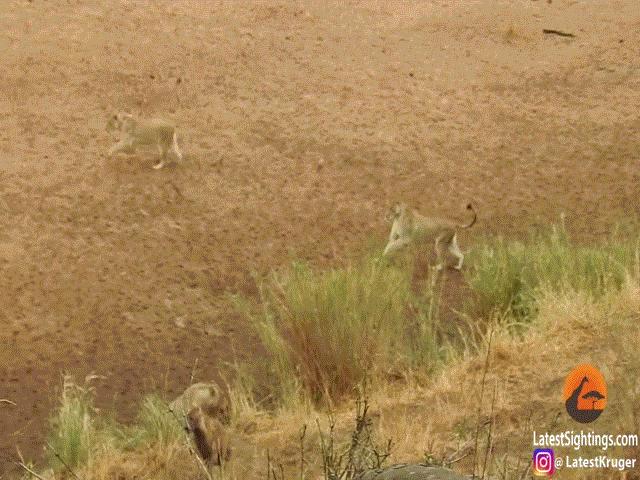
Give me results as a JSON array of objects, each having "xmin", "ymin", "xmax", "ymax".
[{"xmin": 460, "ymin": 203, "xmax": 477, "ymax": 229}]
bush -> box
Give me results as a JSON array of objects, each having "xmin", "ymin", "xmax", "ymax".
[
  {"xmin": 242, "ymin": 257, "xmax": 442, "ymax": 405},
  {"xmin": 47, "ymin": 375, "xmax": 99, "ymax": 470},
  {"xmin": 465, "ymin": 225, "xmax": 639, "ymax": 321},
  {"xmin": 136, "ymin": 394, "xmax": 184, "ymax": 446}
]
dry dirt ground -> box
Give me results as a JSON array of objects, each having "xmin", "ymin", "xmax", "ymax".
[{"xmin": 1, "ymin": 0, "xmax": 640, "ymax": 473}]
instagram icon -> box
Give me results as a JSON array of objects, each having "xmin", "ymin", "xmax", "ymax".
[{"xmin": 533, "ymin": 449, "xmax": 556, "ymax": 477}]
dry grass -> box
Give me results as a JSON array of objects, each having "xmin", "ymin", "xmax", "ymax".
[
  {"xmin": 13, "ymin": 232, "xmax": 640, "ymax": 480},
  {"xmin": 28, "ymin": 280, "xmax": 638, "ymax": 480},
  {"xmin": 367, "ymin": 281, "xmax": 640, "ymax": 479},
  {"xmin": 465, "ymin": 224, "xmax": 639, "ymax": 321},
  {"xmin": 234, "ymin": 256, "xmax": 443, "ymax": 407}
]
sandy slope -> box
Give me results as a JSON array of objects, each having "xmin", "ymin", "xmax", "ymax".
[{"xmin": 1, "ymin": 0, "xmax": 639, "ymax": 472}]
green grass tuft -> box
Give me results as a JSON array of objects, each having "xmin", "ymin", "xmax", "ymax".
[
  {"xmin": 47, "ymin": 375, "xmax": 99, "ymax": 470},
  {"xmin": 465, "ymin": 225, "xmax": 639, "ymax": 321},
  {"xmin": 135, "ymin": 394, "xmax": 184, "ymax": 446},
  {"xmin": 239, "ymin": 255, "xmax": 444, "ymax": 406}
]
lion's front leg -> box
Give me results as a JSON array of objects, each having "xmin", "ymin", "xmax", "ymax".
[{"xmin": 108, "ymin": 138, "xmax": 134, "ymax": 157}]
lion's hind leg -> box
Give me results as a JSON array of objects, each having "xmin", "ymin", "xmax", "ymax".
[
  {"xmin": 153, "ymin": 144, "xmax": 168, "ymax": 170},
  {"xmin": 170, "ymin": 132, "xmax": 183, "ymax": 162},
  {"xmin": 449, "ymin": 234, "xmax": 464, "ymax": 270},
  {"xmin": 434, "ymin": 236, "xmax": 448, "ymax": 271}
]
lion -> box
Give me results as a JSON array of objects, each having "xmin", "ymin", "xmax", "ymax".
[
  {"xmin": 383, "ymin": 203, "xmax": 476, "ymax": 271},
  {"xmin": 106, "ymin": 112, "xmax": 182, "ymax": 169}
]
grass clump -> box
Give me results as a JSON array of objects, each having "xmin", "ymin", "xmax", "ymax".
[
  {"xmin": 46, "ymin": 375, "xmax": 100, "ymax": 471},
  {"xmin": 135, "ymin": 394, "xmax": 183, "ymax": 446},
  {"xmin": 21, "ymin": 223, "xmax": 640, "ymax": 480},
  {"xmin": 241, "ymin": 257, "xmax": 441, "ymax": 406},
  {"xmin": 238, "ymin": 223, "xmax": 640, "ymax": 408},
  {"xmin": 37, "ymin": 380, "xmax": 193, "ymax": 480},
  {"xmin": 466, "ymin": 224, "xmax": 639, "ymax": 321}
]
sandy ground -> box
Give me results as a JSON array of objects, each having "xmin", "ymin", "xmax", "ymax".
[{"xmin": 1, "ymin": 0, "xmax": 640, "ymax": 473}]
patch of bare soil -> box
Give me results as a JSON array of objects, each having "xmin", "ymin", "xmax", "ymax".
[{"xmin": 1, "ymin": 0, "xmax": 639, "ymax": 473}]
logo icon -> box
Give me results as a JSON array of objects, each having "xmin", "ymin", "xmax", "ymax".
[
  {"xmin": 533, "ymin": 449, "xmax": 555, "ymax": 477},
  {"xmin": 563, "ymin": 364, "xmax": 607, "ymax": 423}
]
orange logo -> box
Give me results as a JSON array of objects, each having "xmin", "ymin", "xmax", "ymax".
[{"xmin": 563, "ymin": 364, "xmax": 607, "ymax": 423}]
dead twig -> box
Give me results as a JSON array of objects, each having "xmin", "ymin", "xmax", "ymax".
[
  {"xmin": 46, "ymin": 441, "xmax": 82, "ymax": 480},
  {"xmin": 299, "ymin": 424, "xmax": 307, "ymax": 480},
  {"xmin": 0, "ymin": 399, "xmax": 16, "ymax": 406},
  {"xmin": 317, "ymin": 390, "xmax": 391, "ymax": 480},
  {"xmin": 190, "ymin": 357, "xmax": 199, "ymax": 385},
  {"xmin": 472, "ymin": 323, "xmax": 495, "ymax": 479},
  {"xmin": 519, "ymin": 461, "xmax": 532, "ymax": 480},
  {"xmin": 480, "ymin": 381, "xmax": 499, "ymax": 479},
  {"xmin": 317, "ymin": 419, "xmax": 329, "ymax": 480},
  {"xmin": 542, "ymin": 28, "xmax": 575, "ymax": 38},
  {"xmin": 266, "ymin": 450, "xmax": 285, "ymax": 480},
  {"xmin": 167, "ymin": 407, "xmax": 214, "ymax": 480},
  {"xmin": 266, "ymin": 449, "xmax": 271, "ymax": 480},
  {"xmin": 444, "ymin": 438, "xmax": 475, "ymax": 468},
  {"xmin": 447, "ymin": 449, "xmax": 473, "ymax": 467},
  {"xmin": 13, "ymin": 461, "xmax": 47, "ymax": 480}
]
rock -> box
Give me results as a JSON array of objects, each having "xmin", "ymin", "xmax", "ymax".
[{"xmin": 355, "ymin": 464, "xmax": 470, "ymax": 480}]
